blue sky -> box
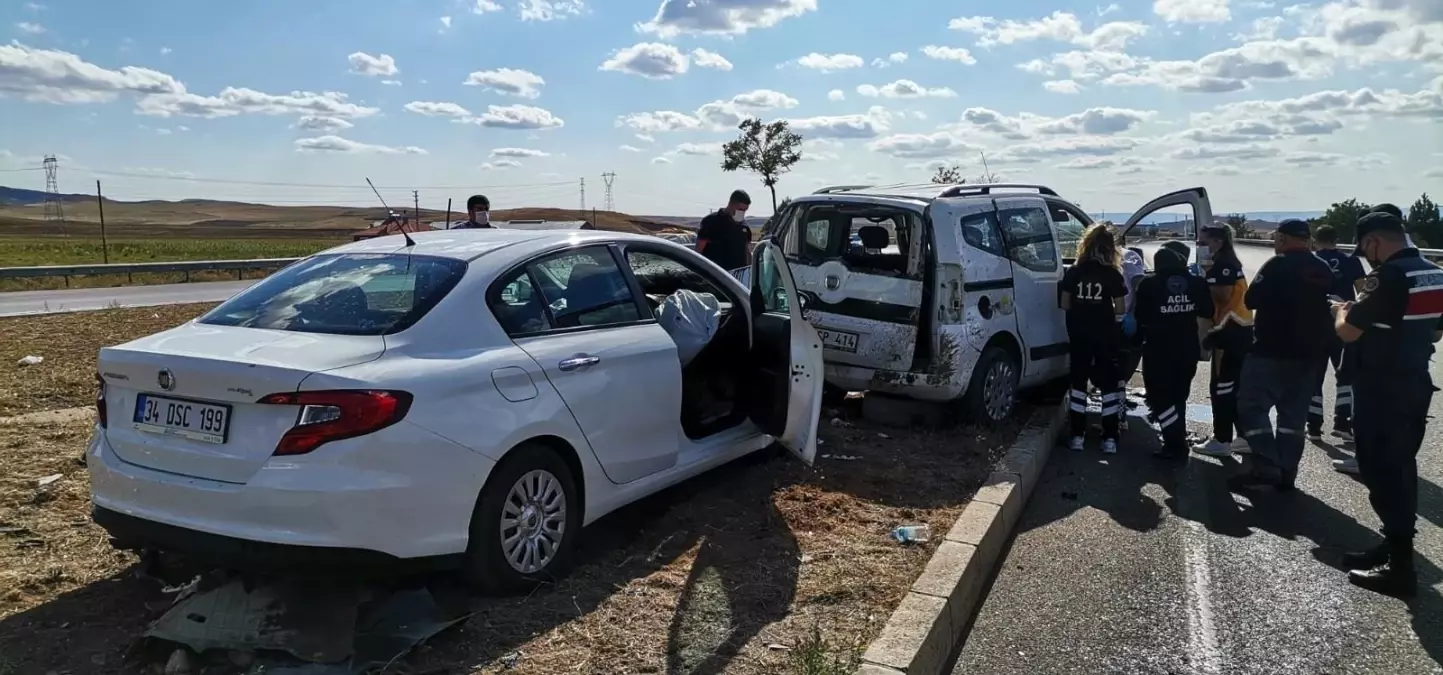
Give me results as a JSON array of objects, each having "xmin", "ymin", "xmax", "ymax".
[{"xmin": 0, "ymin": 0, "xmax": 1440, "ymax": 217}]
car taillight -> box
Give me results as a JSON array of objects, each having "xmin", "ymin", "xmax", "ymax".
[
  {"xmin": 257, "ymin": 390, "xmax": 413, "ymax": 456},
  {"xmin": 95, "ymin": 373, "xmax": 108, "ymax": 428}
]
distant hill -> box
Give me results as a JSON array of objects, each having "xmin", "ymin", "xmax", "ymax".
[{"xmin": 0, "ymin": 185, "xmax": 91, "ymax": 206}]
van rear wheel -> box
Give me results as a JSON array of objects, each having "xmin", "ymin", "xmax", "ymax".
[{"xmin": 962, "ymin": 346, "xmax": 1018, "ymax": 427}]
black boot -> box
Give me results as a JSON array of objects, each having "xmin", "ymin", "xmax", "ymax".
[
  {"xmin": 1341, "ymin": 542, "xmax": 1389, "ymax": 571},
  {"xmin": 1227, "ymin": 463, "xmax": 1284, "ymax": 491},
  {"xmin": 1348, "ymin": 540, "xmax": 1417, "ymax": 598}
]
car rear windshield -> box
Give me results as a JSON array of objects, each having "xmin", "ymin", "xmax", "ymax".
[{"xmin": 197, "ymin": 253, "xmax": 467, "ymax": 336}]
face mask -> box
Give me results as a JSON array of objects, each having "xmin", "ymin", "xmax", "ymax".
[
  {"xmin": 474, "ymin": 210, "xmax": 489, "ymax": 224},
  {"xmin": 732, "ymin": 210, "xmax": 746, "ymax": 224},
  {"xmin": 1195, "ymin": 245, "xmax": 1212, "ymax": 265}
]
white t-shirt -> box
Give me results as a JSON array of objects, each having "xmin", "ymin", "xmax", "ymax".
[{"xmin": 1121, "ymin": 249, "xmax": 1146, "ymax": 313}]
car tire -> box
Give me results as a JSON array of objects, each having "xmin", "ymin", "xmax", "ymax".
[
  {"xmin": 961, "ymin": 345, "xmax": 1019, "ymax": 428},
  {"xmin": 460, "ymin": 443, "xmax": 580, "ymax": 595}
]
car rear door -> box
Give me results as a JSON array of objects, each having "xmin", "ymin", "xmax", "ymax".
[
  {"xmin": 501, "ymin": 244, "xmax": 683, "ymax": 485},
  {"xmin": 990, "ymin": 196, "xmax": 1069, "ymax": 377},
  {"xmin": 774, "ymin": 199, "xmax": 926, "ymax": 372},
  {"xmin": 746, "ymin": 241, "xmax": 823, "ymax": 465}
]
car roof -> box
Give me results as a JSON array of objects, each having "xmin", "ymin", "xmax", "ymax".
[
  {"xmin": 796, "ymin": 182, "xmax": 1066, "ymax": 206},
  {"xmin": 320, "ymin": 228, "xmax": 683, "ymax": 267}
]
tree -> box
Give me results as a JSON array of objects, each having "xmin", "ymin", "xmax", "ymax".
[
  {"xmin": 761, "ymin": 197, "xmax": 793, "ymax": 238},
  {"xmin": 1316, "ymin": 198, "xmax": 1372, "ymax": 244},
  {"xmin": 930, "ymin": 164, "xmax": 965, "ymax": 184},
  {"xmin": 1225, "ymin": 213, "xmax": 1254, "ymax": 238},
  {"xmin": 721, "ymin": 118, "xmax": 803, "ymax": 212},
  {"xmin": 1407, "ymin": 193, "xmax": 1442, "ymax": 248}
]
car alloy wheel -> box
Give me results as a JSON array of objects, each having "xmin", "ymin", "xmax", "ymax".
[
  {"xmin": 983, "ymin": 359, "xmax": 1016, "ymax": 422},
  {"xmin": 499, "ymin": 469, "xmax": 568, "ymax": 575}
]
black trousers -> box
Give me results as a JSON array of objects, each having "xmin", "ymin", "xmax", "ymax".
[
  {"xmin": 1354, "ymin": 374, "xmax": 1434, "ymax": 542},
  {"xmin": 1069, "ymin": 335, "xmax": 1121, "ymax": 440},
  {"xmin": 1307, "ymin": 339, "xmax": 1353, "ymax": 432},
  {"xmin": 1143, "ymin": 345, "xmax": 1198, "ymax": 450},
  {"xmin": 1208, "ymin": 327, "xmax": 1250, "ymax": 443}
]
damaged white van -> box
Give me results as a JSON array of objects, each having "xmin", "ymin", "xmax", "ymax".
[{"xmin": 764, "ymin": 183, "xmax": 1213, "ymax": 425}]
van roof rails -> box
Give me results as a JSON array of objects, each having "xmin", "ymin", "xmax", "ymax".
[
  {"xmin": 936, "ymin": 183, "xmax": 1058, "ymax": 198},
  {"xmin": 812, "ymin": 184, "xmax": 873, "ymax": 194}
]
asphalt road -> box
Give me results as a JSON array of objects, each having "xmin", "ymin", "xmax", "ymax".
[
  {"xmin": 0, "ymin": 280, "xmax": 253, "ymax": 317},
  {"xmin": 954, "ymin": 243, "xmax": 1443, "ymax": 675}
]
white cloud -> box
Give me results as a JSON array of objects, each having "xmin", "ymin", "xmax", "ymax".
[
  {"xmin": 635, "ymin": 133, "xmax": 655, "ymax": 143},
  {"xmin": 519, "ymin": 0, "xmax": 585, "ymax": 21},
  {"xmin": 828, "ymin": 89, "xmax": 845, "ymax": 101},
  {"xmin": 294, "ymin": 135, "xmax": 426, "ymax": 155},
  {"xmin": 638, "ymin": 0, "xmax": 817, "ymax": 37},
  {"xmin": 921, "ymin": 45, "xmax": 977, "ymax": 65},
  {"xmin": 1034, "ymin": 107, "xmax": 1155, "ymax": 134},
  {"xmin": 795, "ymin": 53, "xmax": 865, "ymax": 72},
  {"xmin": 856, "ymin": 80, "xmax": 957, "ymax": 98},
  {"xmin": 993, "ymin": 137, "xmax": 1140, "ymax": 163},
  {"xmin": 868, "ymin": 132, "xmax": 978, "ymax": 159},
  {"xmin": 786, "ymin": 106, "xmax": 894, "ymax": 139},
  {"xmin": 347, "ymin": 52, "xmax": 398, "ymax": 77},
  {"xmin": 468, "ymin": 104, "xmax": 565, "ymax": 130},
  {"xmin": 619, "ymin": 90, "xmax": 798, "ymax": 134},
  {"xmin": 138, "ymin": 88, "xmax": 378, "ymax": 119},
  {"xmin": 949, "ymin": 11, "xmax": 1149, "ymax": 51},
  {"xmin": 0, "ymin": 43, "xmax": 184, "ymax": 104},
  {"xmin": 464, "ymin": 68, "xmax": 545, "ymax": 98},
  {"xmin": 491, "ymin": 147, "xmax": 551, "ymax": 158},
  {"xmin": 620, "ymin": 144, "xmax": 645, "ymax": 152},
  {"xmin": 1233, "ymin": 16, "xmax": 1285, "ymax": 41},
  {"xmin": 617, "ymin": 110, "xmax": 704, "ymax": 133},
  {"xmin": 1153, "ymin": 0, "xmax": 1231, "ymax": 24},
  {"xmin": 671, "ymin": 142, "xmax": 720, "ymax": 156},
  {"xmin": 160, "ymin": 47, "xmax": 172, "ymax": 56},
  {"xmin": 730, "ymin": 89, "xmax": 800, "ymax": 109},
  {"xmin": 403, "ymin": 101, "xmax": 470, "ymax": 118},
  {"xmin": 652, "ymin": 156, "xmax": 673, "ymax": 164},
  {"xmin": 691, "ymin": 48, "xmax": 734, "ymax": 71},
  {"xmin": 16, "ymin": 22, "xmax": 45, "ymax": 34},
  {"xmin": 1044, "ymin": 79, "xmax": 1083, "ymax": 93},
  {"xmin": 481, "ymin": 159, "xmax": 522, "ymax": 170},
  {"xmin": 439, "ymin": 16, "xmax": 452, "ymax": 29},
  {"xmin": 872, "ymin": 52, "xmax": 909, "ymax": 67},
  {"xmin": 473, "ymin": 0, "xmax": 503, "ymax": 14},
  {"xmin": 293, "ymin": 115, "xmax": 355, "ymax": 132},
  {"xmin": 1168, "ymin": 142, "xmax": 1280, "ymax": 160},
  {"xmin": 601, "ymin": 42, "xmax": 690, "ymax": 79}
]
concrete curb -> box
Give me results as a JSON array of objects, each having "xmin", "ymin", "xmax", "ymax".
[{"xmin": 858, "ymin": 402, "xmax": 1067, "ymax": 675}]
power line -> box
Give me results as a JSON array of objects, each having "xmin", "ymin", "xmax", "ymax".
[
  {"xmin": 77, "ymin": 168, "xmax": 576, "ymax": 191},
  {"xmin": 0, "ymin": 167, "xmax": 43, "ymax": 173}
]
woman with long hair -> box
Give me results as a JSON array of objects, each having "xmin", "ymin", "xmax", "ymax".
[
  {"xmin": 1192, "ymin": 223, "xmax": 1254, "ymax": 457},
  {"xmin": 1060, "ymin": 224, "xmax": 1129, "ymax": 453}
]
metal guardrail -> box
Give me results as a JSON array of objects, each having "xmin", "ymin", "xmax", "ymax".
[
  {"xmin": 0, "ymin": 258, "xmax": 301, "ymax": 287},
  {"xmin": 1235, "ymin": 238, "xmax": 1443, "ymax": 261}
]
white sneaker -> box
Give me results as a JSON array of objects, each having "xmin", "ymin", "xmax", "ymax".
[
  {"xmin": 1069, "ymin": 437, "xmax": 1085, "ymax": 452},
  {"xmin": 1231, "ymin": 438, "xmax": 1252, "ymax": 455},
  {"xmin": 1333, "ymin": 458, "xmax": 1360, "ymax": 475},
  {"xmin": 1102, "ymin": 439, "xmax": 1118, "ymax": 455},
  {"xmin": 1193, "ymin": 438, "xmax": 1234, "ymax": 457}
]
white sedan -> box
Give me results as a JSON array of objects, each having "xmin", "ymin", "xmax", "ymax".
[{"xmin": 87, "ymin": 230, "xmax": 823, "ymax": 593}]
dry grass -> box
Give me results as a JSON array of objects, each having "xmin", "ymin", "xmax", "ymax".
[
  {"xmin": 0, "ymin": 303, "xmax": 216, "ymax": 417},
  {"xmin": 0, "ymin": 396, "xmax": 1027, "ymax": 675}
]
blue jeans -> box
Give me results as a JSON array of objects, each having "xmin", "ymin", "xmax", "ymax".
[{"xmin": 1237, "ymin": 356, "xmax": 1326, "ymax": 478}]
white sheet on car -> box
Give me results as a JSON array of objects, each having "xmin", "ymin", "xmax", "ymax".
[{"xmin": 657, "ymin": 289, "xmax": 721, "ymax": 366}]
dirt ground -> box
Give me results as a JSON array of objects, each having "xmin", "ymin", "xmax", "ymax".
[
  {"xmin": 0, "ymin": 305, "xmax": 1031, "ymax": 675},
  {"xmin": 0, "ymin": 303, "xmax": 217, "ymax": 418}
]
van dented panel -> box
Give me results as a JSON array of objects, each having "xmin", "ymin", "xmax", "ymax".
[{"xmin": 930, "ymin": 199, "xmax": 1020, "ymax": 356}]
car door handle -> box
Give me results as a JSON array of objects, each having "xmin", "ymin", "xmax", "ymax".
[{"xmin": 557, "ymin": 355, "xmax": 601, "ymax": 371}]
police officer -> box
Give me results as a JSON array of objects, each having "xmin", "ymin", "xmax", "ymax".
[
  {"xmin": 1229, "ymin": 219, "xmax": 1335, "ymax": 490},
  {"xmin": 1308, "ymin": 226, "xmax": 1365, "ymax": 450},
  {"xmin": 1193, "ymin": 225, "xmax": 1254, "ymax": 457},
  {"xmin": 1331, "ymin": 211, "xmax": 1442, "ymax": 597},
  {"xmin": 1061, "ymin": 224, "xmax": 1129, "ymax": 454},
  {"xmin": 1133, "ymin": 243, "xmax": 1214, "ymax": 459}
]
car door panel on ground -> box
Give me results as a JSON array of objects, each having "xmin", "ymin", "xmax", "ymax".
[
  {"xmin": 496, "ymin": 245, "xmax": 684, "ymax": 485},
  {"xmin": 778, "ymin": 200, "xmax": 926, "ymax": 372},
  {"xmin": 989, "ymin": 196, "xmax": 1069, "ymax": 379}
]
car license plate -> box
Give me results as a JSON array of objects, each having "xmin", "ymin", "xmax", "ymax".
[
  {"xmin": 132, "ymin": 394, "xmax": 231, "ymax": 444},
  {"xmin": 817, "ymin": 328, "xmax": 859, "ymax": 353}
]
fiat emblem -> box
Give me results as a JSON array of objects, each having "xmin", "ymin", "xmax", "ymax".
[{"xmin": 157, "ymin": 369, "xmax": 176, "ymax": 391}]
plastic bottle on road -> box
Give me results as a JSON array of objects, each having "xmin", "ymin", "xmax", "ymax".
[{"xmin": 890, "ymin": 524, "xmax": 930, "ymax": 544}]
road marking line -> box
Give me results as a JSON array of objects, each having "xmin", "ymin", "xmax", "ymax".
[{"xmin": 1182, "ymin": 518, "xmax": 1223, "ymax": 675}]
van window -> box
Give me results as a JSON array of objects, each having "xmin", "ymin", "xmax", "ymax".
[
  {"xmin": 784, "ymin": 204, "xmax": 917, "ymax": 277},
  {"xmin": 961, "ymin": 212, "xmax": 1006, "ymax": 257},
  {"xmin": 998, "ymin": 206, "xmax": 1059, "ymax": 273},
  {"xmin": 1047, "ymin": 203, "xmax": 1089, "ymax": 261}
]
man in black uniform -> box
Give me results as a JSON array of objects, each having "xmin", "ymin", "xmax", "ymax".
[
  {"xmin": 1133, "ymin": 243, "xmax": 1214, "ymax": 459},
  {"xmin": 453, "ymin": 194, "xmax": 494, "ymax": 229},
  {"xmin": 1308, "ymin": 225, "xmax": 1366, "ymax": 455},
  {"xmin": 696, "ymin": 190, "xmax": 752, "ymax": 272},
  {"xmin": 1331, "ymin": 211, "xmax": 1443, "ymax": 597},
  {"xmin": 1230, "ymin": 219, "xmax": 1334, "ymax": 490}
]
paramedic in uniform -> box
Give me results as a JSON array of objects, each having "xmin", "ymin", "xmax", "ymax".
[
  {"xmin": 1060, "ymin": 224, "xmax": 1128, "ymax": 454},
  {"xmin": 1331, "ymin": 211, "xmax": 1443, "ymax": 597},
  {"xmin": 1193, "ymin": 225, "xmax": 1254, "ymax": 457},
  {"xmin": 1133, "ymin": 243, "xmax": 1214, "ymax": 459},
  {"xmin": 1229, "ymin": 219, "xmax": 1334, "ymax": 490}
]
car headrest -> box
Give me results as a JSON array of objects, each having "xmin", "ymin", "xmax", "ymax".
[
  {"xmin": 566, "ymin": 262, "xmax": 603, "ymax": 288},
  {"xmin": 858, "ymin": 225, "xmax": 889, "ymax": 249}
]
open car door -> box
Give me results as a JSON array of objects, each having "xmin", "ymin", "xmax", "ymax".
[
  {"xmin": 747, "ymin": 241, "xmax": 823, "ymax": 465},
  {"xmin": 1118, "ymin": 187, "xmax": 1214, "ymax": 247}
]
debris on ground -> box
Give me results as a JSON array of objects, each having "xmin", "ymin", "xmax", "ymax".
[
  {"xmin": 15, "ymin": 355, "xmax": 43, "ymax": 367},
  {"xmin": 35, "ymin": 473, "xmax": 63, "ymax": 487},
  {"xmin": 889, "ymin": 525, "xmax": 931, "ymax": 545}
]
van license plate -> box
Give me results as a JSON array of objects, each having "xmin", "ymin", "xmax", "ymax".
[
  {"xmin": 817, "ymin": 329, "xmax": 859, "ymax": 353},
  {"xmin": 133, "ymin": 394, "xmax": 231, "ymax": 444}
]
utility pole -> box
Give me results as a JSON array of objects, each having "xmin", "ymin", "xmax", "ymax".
[
  {"xmin": 413, "ymin": 190, "xmax": 420, "ymax": 224},
  {"xmin": 579, "ymin": 177, "xmax": 586, "ymax": 212},
  {"xmin": 95, "ymin": 180, "xmax": 109, "ymax": 264},
  {"xmin": 601, "ymin": 172, "xmax": 616, "ymax": 212},
  {"xmin": 43, "ymin": 155, "xmax": 65, "ymax": 234}
]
